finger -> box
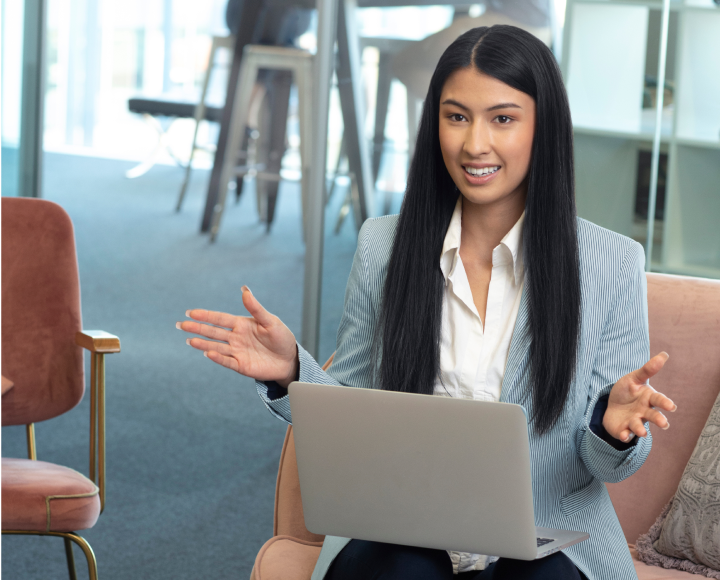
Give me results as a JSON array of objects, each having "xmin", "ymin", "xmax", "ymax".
[
  {"xmin": 629, "ymin": 418, "xmax": 649, "ymax": 439},
  {"xmin": 177, "ymin": 320, "xmax": 231, "ymax": 342},
  {"xmin": 633, "ymin": 352, "xmax": 669, "ymax": 383},
  {"xmin": 241, "ymin": 286, "xmax": 274, "ymax": 328},
  {"xmin": 204, "ymin": 350, "xmax": 240, "ymax": 372},
  {"xmin": 186, "ymin": 309, "xmax": 238, "ymax": 329},
  {"xmin": 644, "ymin": 408, "xmax": 669, "ymax": 430},
  {"xmin": 649, "ymin": 390, "xmax": 676, "ymax": 413},
  {"xmin": 187, "ymin": 337, "xmax": 235, "ymax": 356}
]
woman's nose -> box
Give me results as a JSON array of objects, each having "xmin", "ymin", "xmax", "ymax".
[{"xmin": 464, "ymin": 122, "xmax": 492, "ymax": 157}]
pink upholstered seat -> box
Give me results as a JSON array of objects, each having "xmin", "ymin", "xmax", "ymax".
[
  {"xmin": 2, "ymin": 458, "xmax": 100, "ymax": 532},
  {"xmin": 2, "ymin": 199, "xmax": 84, "ymax": 427},
  {"xmin": 608, "ymin": 273, "xmax": 720, "ymax": 580},
  {"xmin": 2, "ymin": 197, "xmax": 120, "ymax": 579},
  {"xmin": 251, "ymin": 536, "xmax": 323, "ymax": 580},
  {"xmin": 629, "ymin": 545, "xmax": 714, "ymax": 581},
  {"xmin": 252, "ymin": 274, "xmax": 720, "ymax": 580}
]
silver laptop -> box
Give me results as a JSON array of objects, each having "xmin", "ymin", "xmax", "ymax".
[{"xmin": 288, "ymin": 382, "xmax": 589, "ymax": 560}]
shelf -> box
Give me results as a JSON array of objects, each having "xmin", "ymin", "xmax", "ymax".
[
  {"xmin": 573, "ymin": 127, "xmax": 656, "ymax": 141},
  {"xmin": 674, "ymin": 137, "xmax": 720, "ymax": 150},
  {"xmin": 572, "ymin": 0, "xmax": 719, "ymax": 11},
  {"xmin": 651, "ymin": 263, "xmax": 720, "ymax": 279},
  {"xmin": 573, "ymin": 107, "xmax": 674, "ymax": 141}
]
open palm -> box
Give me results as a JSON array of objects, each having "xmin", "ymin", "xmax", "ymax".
[
  {"xmin": 177, "ymin": 286, "xmax": 299, "ymax": 387},
  {"xmin": 603, "ymin": 352, "xmax": 676, "ymax": 443}
]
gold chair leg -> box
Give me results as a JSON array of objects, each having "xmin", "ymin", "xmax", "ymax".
[
  {"xmin": 2, "ymin": 530, "xmax": 98, "ymax": 580},
  {"xmin": 64, "ymin": 536, "xmax": 77, "ymax": 580},
  {"xmin": 64, "ymin": 532, "xmax": 98, "ymax": 580}
]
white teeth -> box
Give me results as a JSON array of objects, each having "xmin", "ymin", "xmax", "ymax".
[{"xmin": 465, "ymin": 166, "xmax": 499, "ymax": 177}]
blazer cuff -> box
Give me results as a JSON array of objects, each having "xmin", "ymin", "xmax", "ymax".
[
  {"xmin": 579, "ymin": 386, "xmax": 652, "ymax": 483},
  {"xmin": 297, "ymin": 343, "xmax": 338, "ymax": 386},
  {"xmin": 255, "ymin": 343, "xmax": 338, "ymax": 424},
  {"xmin": 255, "ymin": 379, "xmax": 292, "ymax": 424},
  {"xmin": 589, "ymin": 395, "xmax": 639, "ymax": 451}
]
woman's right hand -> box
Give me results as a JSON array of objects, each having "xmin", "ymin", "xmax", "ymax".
[{"xmin": 177, "ymin": 286, "xmax": 299, "ymax": 388}]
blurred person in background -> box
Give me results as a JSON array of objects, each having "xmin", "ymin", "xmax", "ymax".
[
  {"xmin": 225, "ymin": 0, "xmax": 313, "ymax": 224},
  {"xmin": 392, "ymin": 0, "xmax": 552, "ymax": 100}
]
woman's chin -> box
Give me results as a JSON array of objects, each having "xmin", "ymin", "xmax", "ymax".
[{"xmin": 458, "ymin": 186, "xmax": 527, "ymax": 212}]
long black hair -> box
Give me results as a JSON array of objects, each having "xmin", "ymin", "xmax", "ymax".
[{"xmin": 374, "ymin": 25, "xmax": 581, "ymax": 435}]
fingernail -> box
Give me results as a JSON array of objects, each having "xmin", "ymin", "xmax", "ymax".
[
  {"xmin": 186, "ymin": 339, "xmax": 191, "ymax": 346},
  {"xmin": 176, "ymin": 322, "xmax": 181, "ymax": 330},
  {"xmin": 185, "ymin": 310, "xmax": 190, "ymax": 318},
  {"xmin": 671, "ymin": 405, "xmax": 677, "ymax": 412},
  {"xmin": 242, "ymin": 285, "xmax": 251, "ymax": 295},
  {"xmin": 663, "ymin": 423, "xmax": 670, "ymax": 430},
  {"xmin": 203, "ymin": 351, "xmax": 208, "ymax": 358}
]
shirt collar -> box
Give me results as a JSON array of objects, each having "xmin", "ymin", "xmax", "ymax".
[
  {"xmin": 501, "ymin": 210, "xmax": 525, "ymax": 286},
  {"xmin": 439, "ymin": 197, "xmax": 525, "ymax": 286},
  {"xmin": 440, "ymin": 198, "xmax": 463, "ymax": 285}
]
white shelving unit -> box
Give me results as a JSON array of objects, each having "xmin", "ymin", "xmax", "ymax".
[{"xmin": 561, "ymin": 0, "xmax": 720, "ymax": 277}]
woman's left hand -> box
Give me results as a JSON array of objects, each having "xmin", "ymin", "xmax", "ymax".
[{"xmin": 603, "ymin": 352, "xmax": 676, "ymax": 443}]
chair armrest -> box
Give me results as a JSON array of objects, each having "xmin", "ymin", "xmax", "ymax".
[
  {"xmin": 74, "ymin": 330, "xmax": 120, "ymax": 514},
  {"xmin": 75, "ymin": 330, "xmax": 121, "ymax": 354}
]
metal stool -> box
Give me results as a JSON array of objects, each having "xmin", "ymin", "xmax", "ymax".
[
  {"xmin": 176, "ymin": 35, "xmax": 235, "ymax": 211},
  {"xmin": 329, "ymin": 37, "xmax": 420, "ymax": 228},
  {"xmin": 209, "ymin": 45, "xmax": 313, "ymax": 242}
]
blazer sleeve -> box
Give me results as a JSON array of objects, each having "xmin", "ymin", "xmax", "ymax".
[
  {"xmin": 254, "ymin": 218, "xmax": 381, "ymax": 424},
  {"xmin": 575, "ymin": 240, "xmax": 652, "ymax": 483}
]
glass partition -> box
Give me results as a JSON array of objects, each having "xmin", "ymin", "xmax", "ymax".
[
  {"xmin": 661, "ymin": 5, "xmax": 720, "ymax": 277},
  {"xmin": 317, "ymin": 3, "xmax": 454, "ymax": 361},
  {"xmin": 1, "ymin": 0, "xmax": 25, "ymax": 196},
  {"xmin": 563, "ymin": 0, "xmax": 719, "ymax": 278}
]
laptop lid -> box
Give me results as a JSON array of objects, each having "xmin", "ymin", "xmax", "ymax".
[{"xmin": 288, "ymin": 382, "xmax": 540, "ymax": 560}]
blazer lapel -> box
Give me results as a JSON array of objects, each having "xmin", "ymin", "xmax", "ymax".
[{"xmin": 500, "ymin": 284, "xmax": 531, "ymax": 405}]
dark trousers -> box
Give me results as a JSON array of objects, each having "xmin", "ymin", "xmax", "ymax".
[{"xmin": 325, "ymin": 540, "xmax": 587, "ymax": 580}]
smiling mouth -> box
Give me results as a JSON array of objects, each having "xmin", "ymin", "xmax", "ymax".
[{"xmin": 464, "ymin": 165, "xmax": 500, "ymax": 177}]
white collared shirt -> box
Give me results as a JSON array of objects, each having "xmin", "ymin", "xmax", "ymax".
[{"xmin": 435, "ymin": 197, "xmax": 525, "ymax": 574}]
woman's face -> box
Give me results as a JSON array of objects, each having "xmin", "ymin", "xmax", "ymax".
[{"xmin": 438, "ymin": 68, "xmax": 536, "ymax": 210}]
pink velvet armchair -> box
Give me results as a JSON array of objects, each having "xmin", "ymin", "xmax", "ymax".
[
  {"xmin": 1, "ymin": 197, "xmax": 121, "ymax": 580},
  {"xmin": 251, "ymin": 272, "xmax": 720, "ymax": 580}
]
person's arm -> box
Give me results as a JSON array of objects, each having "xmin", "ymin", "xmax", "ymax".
[
  {"xmin": 179, "ymin": 217, "xmax": 384, "ymax": 424},
  {"xmin": 575, "ymin": 241, "xmax": 659, "ymax": 483},
  {"xmin": 255, "ymin": 217, "xmax": 382, "ymax": 423}
]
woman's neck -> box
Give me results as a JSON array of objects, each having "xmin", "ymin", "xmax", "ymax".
[{"xmin": 460, "ymin": 194, "xmax": 526, "ymax": 267}]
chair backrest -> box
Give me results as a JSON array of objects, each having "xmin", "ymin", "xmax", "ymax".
[
  {"xmin": 273, "ymin": 355, "xmax": 334, "ymax": 542},
  {"xmin": 273, "ymin": 275, "xmax": 720, "ymax": 545},
  {"xmin": 607, "ymin": 272, "xmax": 720, "ymax": 543},
  {"xmin": 1, "ymin": 197, "xmax": 84, "ymax": 426},
  {"xmin": 274, "ymin": 425, "xmax": 325, "ymax": 542}
]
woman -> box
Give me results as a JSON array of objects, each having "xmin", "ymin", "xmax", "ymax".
[{"xmin": 178, "ymin": 26, "xmax": 676, "ymax": 580}]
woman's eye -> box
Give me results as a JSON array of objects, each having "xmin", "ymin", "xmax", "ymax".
[
  {"xmin": 449, "ymin": 113, "xmax": 466, "ymax": 122},
  {"xmin": 495, "ymin": 115, "xmax": 512, "ymax": 124}
]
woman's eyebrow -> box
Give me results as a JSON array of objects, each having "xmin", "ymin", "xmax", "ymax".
[
  {"xmin": 486, "ymin": 102, "xmax": 522, "ymax": 112},
  {"xmin": 441, "ymin": 98, "xmax": 468, "ymax": 110},
  {"xmin": 441, "ymin": 99, "xmax": 522, "ymax": 112}
]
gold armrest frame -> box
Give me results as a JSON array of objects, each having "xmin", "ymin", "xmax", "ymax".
[{"xmin": 75, "ymin": 330, "xmax": 120, "ymax": 513}]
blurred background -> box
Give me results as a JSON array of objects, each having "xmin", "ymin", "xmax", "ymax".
[{"xmin": 2, "ymin": 0, "xmax": 719, "ymax": 579}]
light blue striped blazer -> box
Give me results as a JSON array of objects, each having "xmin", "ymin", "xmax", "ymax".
[{"xmin": 256, "ymin": 215, "xmax": 651, "ymax": 580}]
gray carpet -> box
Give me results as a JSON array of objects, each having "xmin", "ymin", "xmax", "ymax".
[{"xmin": 1, "ymin": 152, "xmax": 400, "ymax": 579}]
